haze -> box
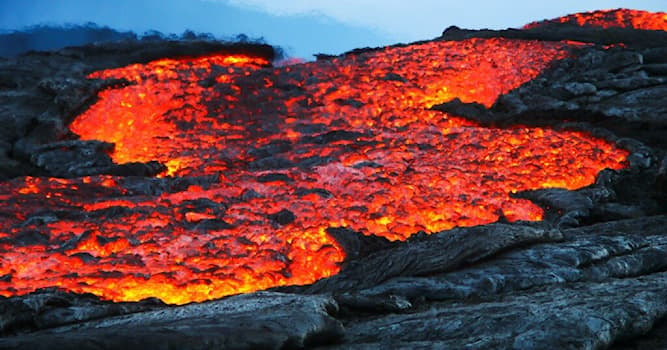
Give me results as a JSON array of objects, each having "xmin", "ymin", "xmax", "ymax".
[{"xmin": 1, "ymin": 0, "xmax": 665, "ymax": 59}]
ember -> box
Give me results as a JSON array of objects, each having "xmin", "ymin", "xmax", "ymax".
[
  {"xmin": 524, "ymin": 8, "xmax": 667, "ymax": 31},
  {"xmin": 0, "ymin": 36, "xmax": 629, "ymax": 304}
]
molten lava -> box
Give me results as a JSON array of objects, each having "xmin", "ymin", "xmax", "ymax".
[
  {"xmin": 1, "ymin": 37, "xmax": 629, "ymax": 305},
  {"xmin": 524, "ymin": 8, "xmax": 667, "ymax": 31}
]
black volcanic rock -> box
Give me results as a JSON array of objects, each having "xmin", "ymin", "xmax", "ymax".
[
  {"xmin": 431, "ymin": 45, "xmax": 667, "ymax": 152},
  {"xmin": 0, "ymin": 291, "xmax": 342, "ymax": 350},
  {"xmin": 3, "ymin": 217, "xmax": 667, "ymax": 349},
  {"xmin": 268, "ymin": 209, "xmax": 297, "ymax": 226},
  {"xmin": 0, "ymin": 39, "xmax": 276, "ymax": 180},
  {"xmin": 1, "ymin": 13, "xmax": 667, "ymax": 350}
]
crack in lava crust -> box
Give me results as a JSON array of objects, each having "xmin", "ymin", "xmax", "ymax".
[{"xmin": 1, "ymin": 38, "xmax": 628, "ymax": 304}]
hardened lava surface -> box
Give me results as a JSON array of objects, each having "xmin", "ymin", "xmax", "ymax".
[
  {"xmin": 0, "ymin": 38, "xmax": 628, "ymax": 304},
  {"xmin": 525, "ymin": 8, "xmax": 667, "ymax": 31}
]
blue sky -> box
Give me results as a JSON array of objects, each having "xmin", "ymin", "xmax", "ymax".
[{"xmin": 1, "ymin": 0, "xmax": 665, "ymax": 59}]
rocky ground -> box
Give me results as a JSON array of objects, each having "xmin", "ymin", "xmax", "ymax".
[
  {"xmin": 0, "ymin": 20, "xmax": 666, "ymax": 350},
  {"xmin": 0, "ymin": 40, "xmax": 275, "ymax": 179}
]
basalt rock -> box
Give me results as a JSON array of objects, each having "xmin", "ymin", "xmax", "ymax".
[
  {"xmin": 0, "ymin": 40, "xmax": 276, "ymax": 180},
  {"xmin": 1, "ymin": 12, "xmax": 667, "ymax": 350},
  {"xmin": 433, "ymin": 44, "xmax": 667, "ymax": 150},
  {"xmin": 2, "ymin": 217, "xmax": 667, "ymax": 349},
  {"xmin": 0, "ymin": 291, "xmax": 342, "ymax": 350}
]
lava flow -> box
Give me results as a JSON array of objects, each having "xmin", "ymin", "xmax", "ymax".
[
  {"xmin": 524, "ymin": 8, "xmax": 667, "ymax": 31},
  {"xmin": 1, "ymin": 36, "xmax": 629, "ymax": 304}
]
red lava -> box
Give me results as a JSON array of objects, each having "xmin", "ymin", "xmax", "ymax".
[{"xmin": 0, "ymin": 36, "xmax": 630, "ymax": 304}]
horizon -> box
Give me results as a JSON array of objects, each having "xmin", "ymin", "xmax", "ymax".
[{"xmin": 0, "ymin": 1, "xmax": 665, "ymax": 58}]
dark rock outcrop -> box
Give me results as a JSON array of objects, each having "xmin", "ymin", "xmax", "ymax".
[
  {"xmin": 0, "ymin": 40, "xmax": 276, "ymax": 180},
  {"xmin": 2, "ymin": 217, "xmax": 667, "ymax": 349},
  {"xmin": 1, "ymin": 13, "xmax": 667, "ymax": 350},
  {"xmin": 0, "ymin": 291, "xmax": 342, "ymax": 350}
]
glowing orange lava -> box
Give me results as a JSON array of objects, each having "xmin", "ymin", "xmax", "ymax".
[
  {"xmin": 524, "ymin": 9, "xmax": 667, "ymax": 31},
  {"xmin": 1, "ymin": 37, "xmax": 629, "ymax": 305}
]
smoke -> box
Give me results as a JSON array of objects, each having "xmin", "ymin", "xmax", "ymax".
[
  {"xmin": 0, "ymin": 23, "xmax": 133, "ymax": 57},
  {"xmin": 0, "ymin": 23, "xmax": 270, "ymax": 58},
  {"xmin": 222, "ymin": 0, "xmax": 667, "ymax": 40}
]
